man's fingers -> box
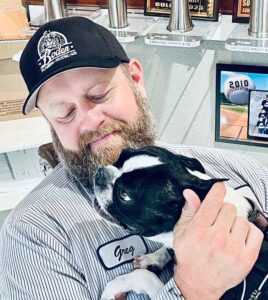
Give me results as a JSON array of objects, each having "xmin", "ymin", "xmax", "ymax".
[
  {"xmin": 245, "ymin": 223, "xmax": 264, "ymax": 253},
  {"xmin": 213, "ymin": 203, "xmax": 237, "ymax": 232},
  {"xmin": 193, "ymin": 182, "xmax": 226, "ymax": 227},
  {"xmin": 231, "ymin": 216, "xmax": 250, "ymax": 241},
  {"xmin": 176, "ymin": 189, "xmax": 201, "ymax": 228}
]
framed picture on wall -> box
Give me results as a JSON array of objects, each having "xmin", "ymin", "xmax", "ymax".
[
  {"xmin": 144, "ymin": 0, "xmax": 220, "ymax": 21},
  {"xmin": 232, "ymin": 0, "xmax": 250, "ymax": 23},
  {"xmin": 248, "ymin": 90, "xmax": 268, "ymax": 141},
  {"xmin": 215, "ymin": 63, "xmax": 268, "ymax": 147}
]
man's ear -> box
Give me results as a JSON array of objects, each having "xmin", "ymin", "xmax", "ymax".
[{"xmin": 128, "ymin": 58, "xmax": 147, "ymax": 97}]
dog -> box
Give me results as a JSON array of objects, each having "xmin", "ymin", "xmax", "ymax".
[{"xmin": 93, "ymin": 146, "xmax": 268, "ymax": 299}]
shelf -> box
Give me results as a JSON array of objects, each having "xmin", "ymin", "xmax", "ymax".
[
  {"xmin": 26, "ymin": 6, "xmax": 268, "ymax": 51},
  {"xmin": 28, "ymin": 6, "xmax": 158, "ymax": 43},
  {"xmin": 143, "ymin": 17, "xmax": 221, "ymax": 47},
  {"xmin": 80, "ymin": 10, "xmax": 225, "ymax": 46},
  {"xmin": 225, "ymin": 23, "xmax": 268, "ymax": 53},
  {"xmin": 92, "ymin": 9, "xmax": 159, "ymax": 43},
  {"xmin": 27, "ymin": 6, "xmax": 230, "ymax": 45}
]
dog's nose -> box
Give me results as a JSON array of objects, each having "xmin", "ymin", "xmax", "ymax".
[{"xmin": 95, "ymin": 167, "xmax": 110, "ymax": 186}]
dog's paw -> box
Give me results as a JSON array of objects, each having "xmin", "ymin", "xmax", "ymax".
[
  {"xmin": 134, "ymin": 254, "xmax": 154, "ymax": 269},
  {"xmin": 114, "ymin": 293, "xmax": 126, "ymax": 300},
  {"xmin": 134, "ymin": 246, "xmax": 172, "ymax": 273},
  {"xmin": 133, "ymin": 252, "xmax": 165, "ymax": 271},
  {"xmin": 101, "ymin": 269, "xmax": 164, "ymax": 299},
  {"xmin": 101, "ymin": 276, "xmax": 129, "ymax": 300},
  {"xmin": 100, "ymin": 294, "xmax": 125, "ymax": 300},
  {"xmin": 100, "ymin": 281, "xmax": 119, "ymax": 300}
]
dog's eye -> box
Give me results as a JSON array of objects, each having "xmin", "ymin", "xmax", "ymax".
[{"xmin": 119, "ymin": 188, "xmax": 131, "ymax": 202}]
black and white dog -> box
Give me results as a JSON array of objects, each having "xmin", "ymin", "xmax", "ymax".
[{"xmin": 94, "ymin": 146, "xmax": 268, "ymax": 299}]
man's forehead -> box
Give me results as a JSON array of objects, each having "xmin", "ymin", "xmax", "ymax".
[
  {"xmin": 46, "ymin": 66, "xmax": 117, "ymax": 85},
  {"xmin": 38, "ymin": 67, "xmax": 119, "ymax": 107}
]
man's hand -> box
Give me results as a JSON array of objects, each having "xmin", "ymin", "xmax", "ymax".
[{"xmin": 173, "ymin": 182, "xmax": 264, "ymax": 300}]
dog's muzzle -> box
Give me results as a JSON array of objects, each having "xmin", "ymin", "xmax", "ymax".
[
  {"xmin": 95, "ymin": 166, "xmax": 121, "ymax": 188},
  {"xmin": 95, "ymin": 167, "xmax": 111, "ymax": 187}
]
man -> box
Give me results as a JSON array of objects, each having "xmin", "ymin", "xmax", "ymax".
[
  {"xmin": 256, "ymin": 116, "xmax": 266, "ymax": 135},
  {"xmin": 258, "ymin": 109, "xmax": 267, "ymax": 120},
  {"xmin": 261, "ymin": 95, "xmax": 268, "ymax": 112},
  {"xmin": 0, "ymin": 17, "xmax": 266, "ymax": 299}
]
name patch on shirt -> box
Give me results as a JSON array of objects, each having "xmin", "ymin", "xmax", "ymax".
[{"xmin": 97, "ymin": 234, "xmax": 148, "ymax": 270}]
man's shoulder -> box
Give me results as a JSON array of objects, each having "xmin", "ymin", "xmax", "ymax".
[
  {"xmin": 155, "ymin": 141, "xmax": 191, "ymax": 153},
  {"xmin": 22, "ymin": 163, "xmax": 73, "ymax": 202},
  {"xmin": 2, "ymin": 164, "xmax": 91, "ymax": 228},
  {"xmin": 155, "ymin": 141, "xmax": 256, "ymax": 166},
  {"xmin": 155, "ymin": 141, "xmax": 229, "ymax": 165},
  {"xmin": 155, "ymin": 141, "xmax": 265, "ymax": 179},
  {"xmin": 156, "ymin": 141, "xmax": 214, "ymax": 156}
]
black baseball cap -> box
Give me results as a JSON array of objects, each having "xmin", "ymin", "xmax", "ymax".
[{"xmin": 20, "ymin": 16, "xmax": 130, "ymax": 115}]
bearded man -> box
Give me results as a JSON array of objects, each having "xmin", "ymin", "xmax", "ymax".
[{"xmin": 1, "ymin": 17, "xmax": 265, "ymax": 300}]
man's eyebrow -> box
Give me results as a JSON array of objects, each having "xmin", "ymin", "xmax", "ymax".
[
  {"xmin": 86, "ymin": 80, "xmax": 108, "ymax": 93},
  {"xmin": 49, "ymin": 101, "xmax": 70, "ymax": 110},
  {"xmin": 46, "ymin": 81, "xmax": 110, "ymax": 110}
]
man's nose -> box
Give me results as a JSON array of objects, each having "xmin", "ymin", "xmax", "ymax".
[{"xmin": 79, "ymin": 105, "xmax": 106, "ymax": 132}]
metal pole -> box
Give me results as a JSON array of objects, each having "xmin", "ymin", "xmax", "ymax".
[
  {"xmin": 167, "ymin": 0, "xmax": 194, "ymax": 33},
  {"xmin": 44, "ymin": 0, "xmax": 68, "ymax": 22},
  {"xmin": 108, "ymin": 0, "xmax": 128, "ymax": 28}
]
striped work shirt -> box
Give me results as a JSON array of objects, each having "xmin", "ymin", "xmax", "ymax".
[{"xmin": 1, "ymin": 142, "xmax": 268, "ymax": 300}]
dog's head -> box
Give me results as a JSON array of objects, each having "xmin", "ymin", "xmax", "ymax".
[{"xmin": 94, "ymin": 146, "xmax": 223, "ymax": 237}]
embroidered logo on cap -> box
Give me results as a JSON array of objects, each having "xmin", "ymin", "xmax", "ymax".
[{"xmin": 37, "ymin": 30, "xmax": 77, "ymax": 72}]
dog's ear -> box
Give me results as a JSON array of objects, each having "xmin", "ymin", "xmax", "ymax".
[
  {"xmin": 179, "ymin": 156, "xmax": 206, "ymax": 174},
  {"xmin": 140, "ymin": 147, "xmax": 207, "ymax": 175},
  {"xmin": 189, "ymin": 178, "xmax": 228, "ymax": 201},
  {"xmin": 136, "ymin": 146, "xmax": 171, "ymax": 158},
  {"xmin": 114, "ymin": 146, "xmax": 163, "ymax": 168},
  {"xmin": 114, "ymin": 146, "xmax": 206, "ymax": 175},
  {"xmin": 114, "ymin": 148, "xmax": 143, "ymax": 168}
]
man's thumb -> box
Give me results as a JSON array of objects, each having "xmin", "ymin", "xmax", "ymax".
[{"xmin": 178, "ymin": 189, "xmax": 201, "ymax": 226}]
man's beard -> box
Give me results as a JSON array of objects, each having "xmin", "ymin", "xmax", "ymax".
[{"xmin": 51, "ymin": 84, "xmax": 156, "ymax": 190}]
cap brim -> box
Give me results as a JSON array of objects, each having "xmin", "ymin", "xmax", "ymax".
[{"xmin": 23, "ymin": 58, "xmax": 121, "ymax": 115}]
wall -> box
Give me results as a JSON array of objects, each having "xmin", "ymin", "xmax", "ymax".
[{"xmin": 123, "ymin": 38, "xmax": 268, "ymax": 166}]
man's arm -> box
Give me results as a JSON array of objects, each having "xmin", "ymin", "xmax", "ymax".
[
  {"xmin": 1, "ymin": 220, "xmax": 94, "ymax": 300},
  {"xmin": 1, "ymin": 218, "xmax": 187, "ymax": 300}
]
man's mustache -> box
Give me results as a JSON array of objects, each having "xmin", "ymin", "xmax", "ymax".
[{"xmin": 79, "ymin": 120, "xmax": 129, "ymax": 150}]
